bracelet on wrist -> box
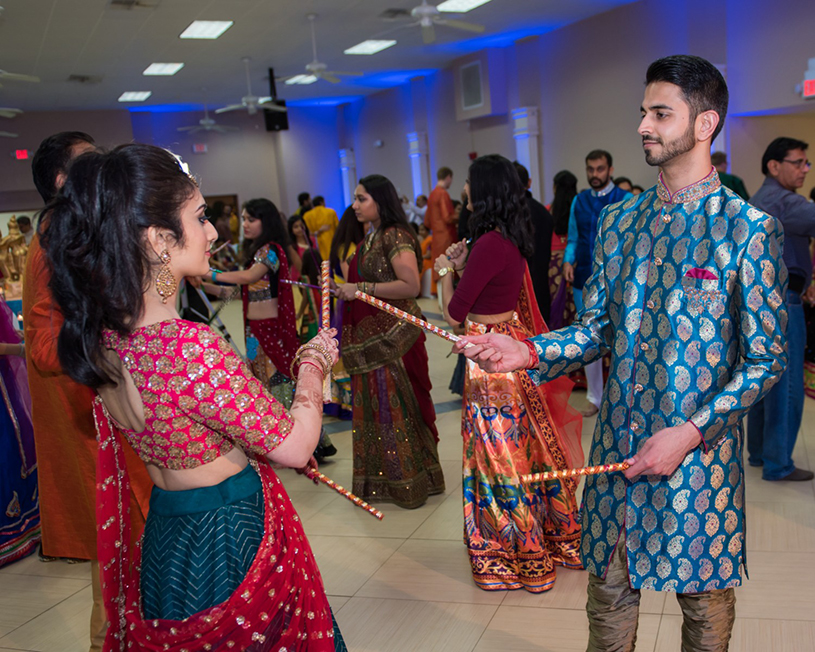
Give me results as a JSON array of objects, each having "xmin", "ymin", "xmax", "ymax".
[
  {"xmin": 523, "ymin": 340, "xmax": 538, "ymax": 369},
  {"xmin": 211, "ymin": 269, "xmax": 222, "ymax": 283}
]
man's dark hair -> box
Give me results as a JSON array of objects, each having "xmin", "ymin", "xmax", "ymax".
[
  {"xmin": 614, "ymin": 176, "xmax": 632, "ymax": 187},
  {"xmin": 586, "ymin": 150, "xmax": 612, "ymax": 167},
  {"xmin": 312, "ymin": 195, "xmax": 325, "ymax": 206},
  {"xmin": 16, "ymin": 215, "xmax": 31, "ymax": 228},
  {"xmin": 761, "ymin": 137, "xmax": 809, "ymax": 176},
  {"xmin": 31, "ymin": 131, "xmax": 95, "ymax": 203},
  {"xmin": 297, "ymin": 192, "xmax": 310, "ymax": 207},
  {"xmin": 513, "ymin": 161, "xmax": 530, "ymax": 188},
  {"xmin": 810, "ymin": 187, "xmax": 815, "ymax": 202},
  {"xmin": 632, "ymin": 185, "xmax": 645, "ymax": 193},
  {"xmin": 645, "ymin": 55, "xmax": 728, "ymax": 141},
  {"xmin": 711, "ymin": 151, "xmax": 728, "ymax": 167},
  {"xmin": 437, "ymin": 166, "xmax": 453, "ymax": 180}
]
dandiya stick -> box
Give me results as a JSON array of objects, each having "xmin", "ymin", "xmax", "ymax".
[
  {"xmin": 521, "ymin": 462, "xmax": 630, "ymax": 484},
  {"xmin": 210, "ymin": 241, "xmax": 230, "ymax": 255},
  {"xmin": 304, "ymin": 468, "xmax": 384, "ymax": 520},
  {"xmin": 281, "ymin": 278, "xmax": 337, "ymax": 293},
  {"xmin": 320, "ymin": 261, "xmax": 332, "ymax": 403},
  {"xmin": 354, "ymin": 290, "xmax": 468, "ymax": 346}
]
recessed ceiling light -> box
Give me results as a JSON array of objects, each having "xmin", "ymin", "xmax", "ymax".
[
  {"xmin": 179, "ymin": 20, "xmax": 233, "ymax": 39},
  {"xmin": 143, "ymin": 63, "xmax": 185, "ymax": 76},
  {"xmin": 118, "ymin": 91, "xmax": 152, "ymax": 102},
  {"xmin": 344, "ymin": 40, "xmax": 396, "ymax": 55},
  {"xmin": 437, "ymin": 0, "xmax": 492, "ymax": 12},
  {"xmin": 284, "ymin": 74, "xmax": 318, "ymax": 85}
]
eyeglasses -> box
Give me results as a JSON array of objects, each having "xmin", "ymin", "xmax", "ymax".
[{"xmin": 781, "ymin": 158, "xmax": 812, "ymax": 170}]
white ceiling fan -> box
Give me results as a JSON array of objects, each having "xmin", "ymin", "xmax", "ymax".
[
  {"xmin": 0, "ymin": 106, "xmax": 21, "ymax": 137},
  {"xmin": 216, "ymin": 58, "xmax": 287, "ymax": 116},
  {"xmin": 406, "ymin": 0, "xmax": 485, "ymax": 44},
  {"xmin": 0, "ymin": 68, "xmax": 40, "ymax": 89},
  {"xmin": 279, "ymin": 14, "xmax": 363, "ymax": 85},
  {"xmin": 177, "ymin": 105, "xmax": 239, "ymax": 134}
]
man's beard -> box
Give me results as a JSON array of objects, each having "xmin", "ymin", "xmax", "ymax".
[
  {"xmin": 588, "ymin": 175, "xmax": 609, "ymax": 189},
  {"xmin": 643, "ymin": 124, "xmax": 696, "ymax": 167}
]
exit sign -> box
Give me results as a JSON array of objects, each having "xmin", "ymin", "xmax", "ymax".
[
  {"xmin": 804, "ymin": 79, "xmax": 815, "ymax": 99},
  {"xmin": 13, "ymin": 149, "xmax": 29, "ymax": 160}
]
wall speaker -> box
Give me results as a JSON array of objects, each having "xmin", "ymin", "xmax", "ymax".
[{"xmin": 263, "ymin": 101, "xmax": 289, "ymax": 131}]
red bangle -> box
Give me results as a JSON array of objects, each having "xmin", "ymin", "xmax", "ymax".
[
  {"xmin": 299, "ymin": 359, "xmax": 324, "ymax": 376},
  {"xmin": 524, "ymin": 340, "xmax": 538, "ymax": 369}
]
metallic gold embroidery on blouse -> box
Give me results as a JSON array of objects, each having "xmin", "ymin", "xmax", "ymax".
[{"xmin": 102, "ymin": 320, "xmax": 294, "ymax": 469}]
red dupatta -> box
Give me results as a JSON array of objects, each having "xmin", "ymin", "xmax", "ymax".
[{"xmin": 93, "ymin": 397, "xmax": 335, "ymax": 652}]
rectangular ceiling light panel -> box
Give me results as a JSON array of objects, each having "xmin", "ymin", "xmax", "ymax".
[
  {"xmin": 437, "ymin": 0, "xmax": 492, "ymax": 12},
  {"xmin": 179, "ymin": 20, "xmax": 233, "ymax": 39},
  {"xmin": 284, "ymin": 74, "xmax": 318, "ymax": 85},
  {"xmin": 118, "ymin": 91, "xmax": 152, "ymax": 102},
  {"xmin": 344, "ymin": 40, "xmax": 396, "ymax": 55},
  {"xmin": 143, "ymin": 63, "xmax": 185, "ymax": 76}
]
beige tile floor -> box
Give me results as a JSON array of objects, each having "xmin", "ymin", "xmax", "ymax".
[{"xmin": 2, "ymin": 298, "xmax": 814, "ymax": 651}]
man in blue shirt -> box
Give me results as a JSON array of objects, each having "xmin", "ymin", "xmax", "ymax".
[
  {"xmin": 563, "ymin": 150, "xmax": 631, "ymax": 416},
  {"xmin": 747, "ymin": 137, "xmax": 815, "ymax": 481}
]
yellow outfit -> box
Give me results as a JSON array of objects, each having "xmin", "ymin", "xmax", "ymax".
[{"xmin": 303, "ymin": 205, "xmax": 339, "ymax": 261}]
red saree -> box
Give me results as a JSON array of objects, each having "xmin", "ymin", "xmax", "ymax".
[{"xmin": 93, "ymin": 398, "xmax": 336, "ymax": 652}]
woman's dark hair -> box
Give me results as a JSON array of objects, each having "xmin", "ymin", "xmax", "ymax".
[
  {"xmin": 287, "ymin": 214, "xmax": 322, "ymax": 283},
  {"xmin": 242, "ymin": 198, "xmax": 291, "ymax": 267},
  {"xmin": 550, "ymin": 170, "xmax": 577, "ymax": 236},
  {"xmin": 40, "ymin": 143, "xmax": 198, "ymax": 388},
  {"xmin": 467, "ymin": 154, "xmax": 533, "ymax": 257},
  {"xmin": 31, "ymin": 131, "xmax": 95, "ymax": 203},
  {"xmin": 358, "ymin": 174, "xmax": 421, "ymax": 252},
  {"xmin": 329, "ymin": 205, "xmax": 365, "ymax": 271},
  {"xmin": 645, "ymin": 54, "xmax": 728, "ymax": 141}
]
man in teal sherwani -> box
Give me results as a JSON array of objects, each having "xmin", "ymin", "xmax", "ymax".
[{"xmin": 456, "ymin": 55, "xmax": 787, "ymax": 651}]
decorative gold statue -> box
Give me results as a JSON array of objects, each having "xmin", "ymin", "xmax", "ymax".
[{"xmin": 0, "ymin": 216, "xmax": 29, "ymax": 293}]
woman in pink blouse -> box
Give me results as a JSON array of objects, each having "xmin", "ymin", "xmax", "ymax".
[{"xmin": 41, "ymin": 144, "xmax": 346, "ymax": 651}]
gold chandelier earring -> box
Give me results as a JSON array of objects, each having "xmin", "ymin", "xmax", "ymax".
[{"xmin": 155, "ymin": 249, "xmax": 178, "ymax": 303}]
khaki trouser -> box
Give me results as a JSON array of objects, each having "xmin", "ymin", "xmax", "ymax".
[
  {"xmin": 586, "ymin": 538, "xmax": 736, "ymax": 652},
  {"xmin": 90, "ymin": 561, "xmax": 108, "ymax": 652}
]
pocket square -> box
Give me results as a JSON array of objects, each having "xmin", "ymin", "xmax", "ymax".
[{"xmin": 685, "ymin": 267, "xmax": 718, "ymax": 280}]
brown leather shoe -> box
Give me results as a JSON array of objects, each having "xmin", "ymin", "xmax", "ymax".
[
  {"xmin": 580, "ymin": 404, "xmax": 599, "ymax": 418},
  {"xmin": 768, "ymin": 467, "xmax": 815, "ymax": 482}
]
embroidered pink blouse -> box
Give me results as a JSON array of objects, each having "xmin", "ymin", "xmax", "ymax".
[{"xmin": 103, "ymin": 319, "xmax": 293, "ymax": 470}]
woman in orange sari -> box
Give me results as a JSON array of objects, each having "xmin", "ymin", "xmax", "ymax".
[{"xmin": 436, "ymin": 155, "xmax": 583, "ymax": 592}]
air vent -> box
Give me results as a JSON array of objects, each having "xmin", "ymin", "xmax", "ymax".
[
  {"xmin": 108, "ymin": 0, "xmax": 160, "ymax": 9},
  {"xmin": 68, "ymin": 74, "xmax": 103, "ymax": 84},
  {"xmin": 379, "ymin": 8, "xmax": 411, "ymax": 20}
]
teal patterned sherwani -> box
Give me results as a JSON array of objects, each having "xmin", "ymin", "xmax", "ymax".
[{"xmin": 529, "ymin": 170, "xmax": 787, "ymax": 593}]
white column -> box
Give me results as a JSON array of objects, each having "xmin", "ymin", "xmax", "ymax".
[
  {"xmin": 511, "ymin": 106, "xmax": 541, "ymax": 200},
  {"xmin": 406, "ymin": 131, "xmax": 430, "ymax": 200},
  {"xmin": 339, "ymin": 148, "xmax": 356, "ymax": 209}
]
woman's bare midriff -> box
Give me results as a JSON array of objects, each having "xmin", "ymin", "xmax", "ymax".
[
  {"xmin": 146, "ymin": 447, "xmax": 249, "ymax": 491},
  {"xmin": 467, "ymin": 310, "xmax": 515, "ymax": 325},
  {"xmin": 247, "ymin": 298, "xmax": 278, "ymax": 321}
]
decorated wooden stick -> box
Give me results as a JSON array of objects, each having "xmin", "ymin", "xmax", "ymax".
[
  {"xmin": 211, "ymin": 241, "xmax": 230, "ymax": 255},
  {"xmin": 354, "ymin": 290, "xmax": 466, "ymax": 346},
  {"xmin": 521, "ymin": 462, "xmax": 630, "ymax": 484},
  {"xmin": 304, "ymin": 468, "xmax": 384, "ymax": 520},
  {"xmin": 320, "ymin": 261, "xmax": 333, "ymax": 403},
  {"xmin": 282, "ymin": 278, "xmax": 324, "ymax": 292},
  {"xmin": 320, "ymin": 261, "xmax": 331, "ymax": 329}
]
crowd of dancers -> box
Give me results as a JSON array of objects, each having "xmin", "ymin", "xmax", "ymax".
[{"xmin": 0, "ymin": 53, "xmax": 797, "ymax": 652}]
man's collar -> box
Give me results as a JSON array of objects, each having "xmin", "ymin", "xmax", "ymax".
[
  {"xmin": 656, "ymin": 166, "xmax": 721, "ymax": 204},
  {"xmin": 591, "ymin": 181, "xmax": 615, "ymax": 197}
]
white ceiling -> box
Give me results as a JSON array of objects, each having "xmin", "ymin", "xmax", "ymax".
[{"xmin": 0, "ymin": 0, "xmax": 635, "ymax": 112}]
